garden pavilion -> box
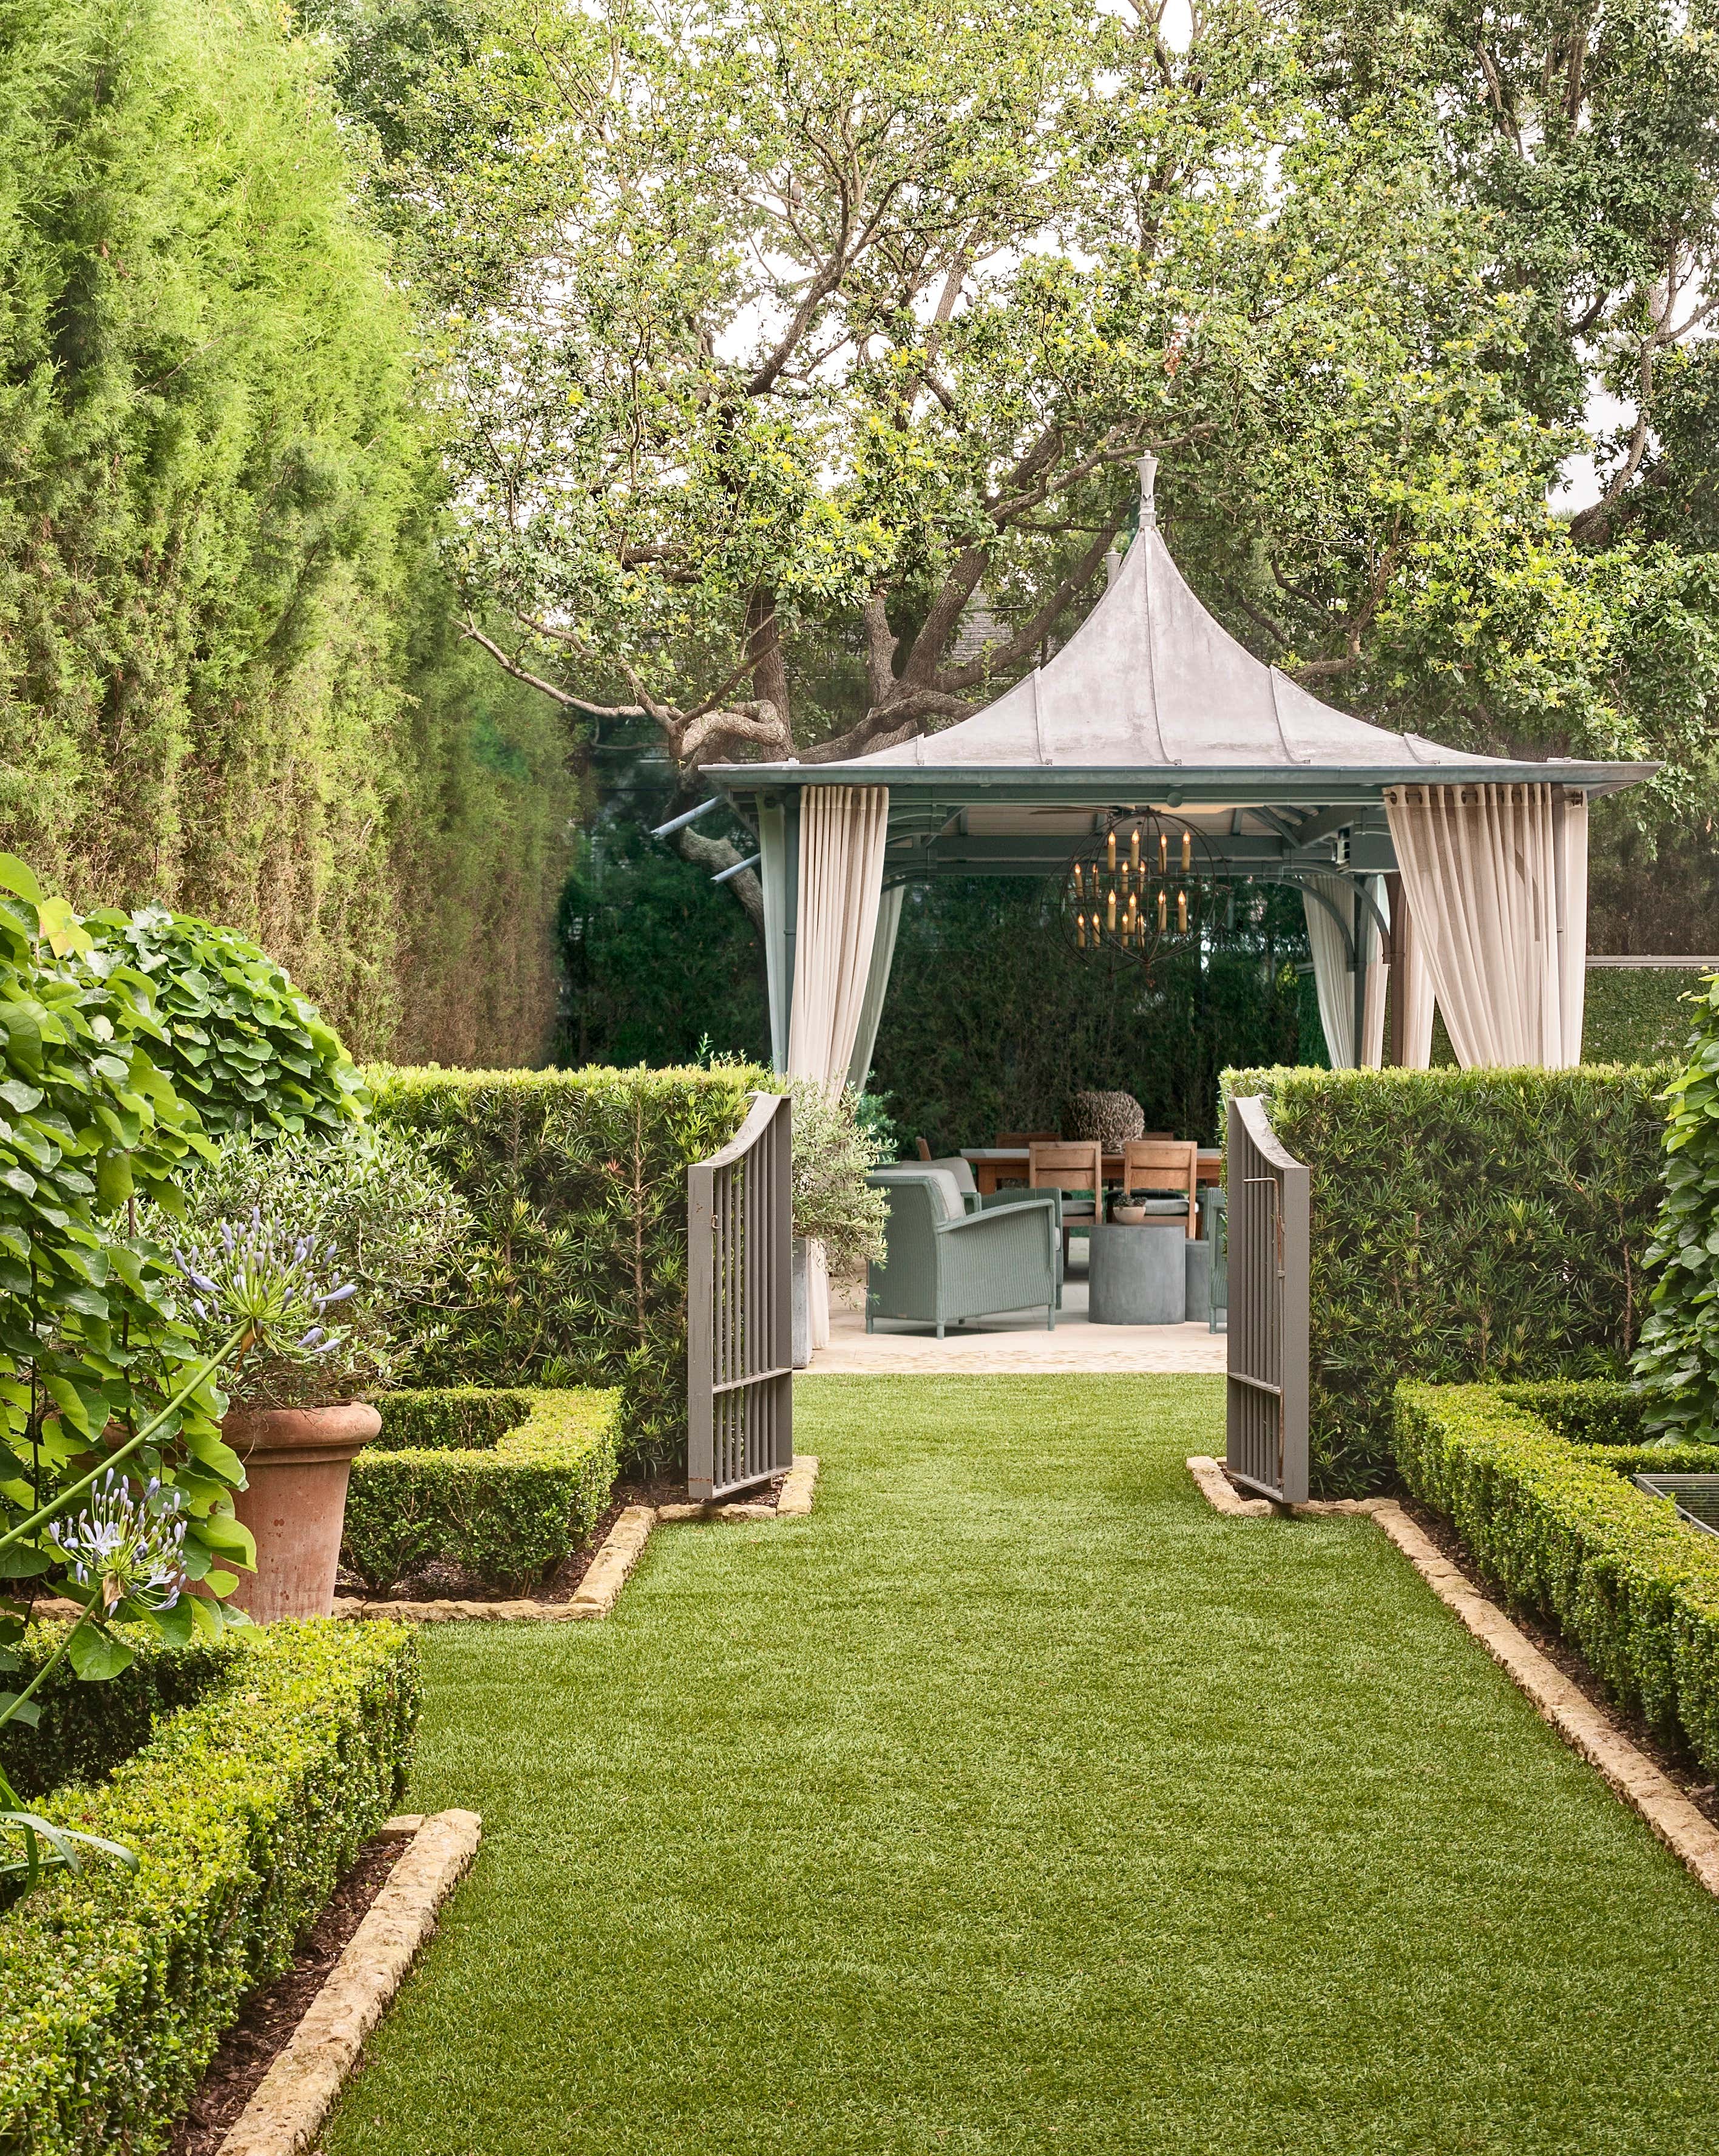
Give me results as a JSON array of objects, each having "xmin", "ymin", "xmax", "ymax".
[{"xmin": 704, "ymin": 458, "xmax": 1653, "ymax": 1097}]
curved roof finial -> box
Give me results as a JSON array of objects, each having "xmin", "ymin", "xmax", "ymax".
[{"xmin": 1139, "ymin": 450, "xmax": 1159, "ymax": 527}]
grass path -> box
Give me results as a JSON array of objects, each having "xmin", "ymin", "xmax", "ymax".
[{"xmin": 327, "ymin": 1376, "xmax": 1719, "ymax": 2155}]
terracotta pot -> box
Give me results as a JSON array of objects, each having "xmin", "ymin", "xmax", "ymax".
[{"xmin": 221, "ymin": 1402, "xmax": 381, "ymax": 1622}]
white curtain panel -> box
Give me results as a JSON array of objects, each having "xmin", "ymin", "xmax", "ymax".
[
  {"xmin": 846, "ymin": 883, "xmax": 904, "ymax": 1091},
  {"xmin": 1395, "ymin": 881, "xmax": 1437, "ymax": 1069},
  {"xmin": 1303, "ymin": 875, "xmax": 1357, "ymax": 1068},
  {"xmin": 1384, "ymin": 782, "xmax": 1585, "ymax": 1068},
  {"xmin": 787, "ymin": 785, "xmax": 891, "ymax": 1082},
  {"xmin": 786, "ymin": 785, "xmax": 891, "ymax": 1350}
]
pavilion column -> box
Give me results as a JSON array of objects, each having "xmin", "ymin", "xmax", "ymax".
[
  {"xmin": 1383, "ymin": 782, "xmax": 1586, "ymax": 1068},
  {"xmin": 1359, "ymin": 879, "xmax": 1388, "ymax": 1069},
  {"xmin": 785, "ymin": 784, "xmax": 891, "ymax": 1349},
  {"xmin": 758, "ymin": 797, "xmax": 795, "ymax": 1074}
]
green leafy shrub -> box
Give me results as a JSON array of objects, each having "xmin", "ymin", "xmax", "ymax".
[
  {"xmin": 163, "ymin": 1128, "xmax": 469, "ymax": 1406},
  {"xmin": 368, "ymin": 1063, "xmax": 771, "ymax": 1474},
  {"xmin": 1495, "ymin": 1379, "xmax": 1649, "ymax": 1445},
  {"xmin": 1633, "ymin": 972, "xmax": 1719, "ymax": 1443},
  {"xmin": 0, "ymin": 0, "xmax": 573, "ymax": 1064},
  {"xmin": 85, "ymin": 908, "xmax": 368, "ymax": 1141},
  {"xmin": 1222, "ymin": 1065, "xmax": 1672, "ymax": 1494},
  {"xmin": 343, "ymin": 1388, "xmax": 620, "ymax": 1593},
  {"xmin": 0, "ymin": 1618, "xmax": 419, "ymax": 2156},
  {"xmin": 1394, "ymin": 1382, "xmax": 1719, "ymax": 1772},
  {"xmin": 365, "ymin": 1389, "xmax": 530, "ymax": 1453}
]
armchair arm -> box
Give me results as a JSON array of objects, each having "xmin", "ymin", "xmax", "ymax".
[
  {"xmin": 982, "ymin": 1185, "xmax": 1063, "ymax": 1229},
  {"xmin": 938, "ymin": 1194, "xmax": 1057, "ymax": 1233}
]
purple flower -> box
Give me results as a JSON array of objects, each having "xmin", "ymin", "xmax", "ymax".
[{"xmin": 50, "ymin": 1470, "xmax": 188, "ymax": 1615}]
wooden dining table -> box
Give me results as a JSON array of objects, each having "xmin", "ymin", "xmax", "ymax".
[{"xmin": 959, "ymin": 1147, "xmax": 1223, "ymax": 1199}]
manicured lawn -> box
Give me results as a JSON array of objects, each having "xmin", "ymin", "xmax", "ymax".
[{"xmin": 327, "ymin": 1375, "xmax": 1719, "ymax": 2155}]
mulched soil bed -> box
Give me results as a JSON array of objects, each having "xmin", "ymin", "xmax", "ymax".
[
  {"xmin": 1400, "ymin": 1494, "xmax": 1719, "ymax": 1831},
  {"xmin": 169, "ymin": 1832, "xmax": 406, "ymax": 2156}
]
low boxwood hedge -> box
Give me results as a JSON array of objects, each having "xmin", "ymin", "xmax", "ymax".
[
  {"xmin": 1, "ymin": 1618, "xmax": 418, "ymax": 2156},
  {"xmin": 343, "ymin": 1386, "xmax": 620, "ymax": 1595},
  {"xmin": 1394, "ymin": 1381, "xmax": 1719, "ymax": 1771}
]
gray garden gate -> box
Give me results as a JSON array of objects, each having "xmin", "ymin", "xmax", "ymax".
[
  {"xmin": 1224, "ymin": 1093, "xmax": 1310, "ymax": 1505},
  {"xmin": 687, "ymin": 1091, "xmax": 794, "ymax": 1502}
]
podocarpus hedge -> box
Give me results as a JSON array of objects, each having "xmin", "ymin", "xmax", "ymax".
[
  {"xmin": 368, "ymin": 1063, "xmax": 770, "ymax": 1474},
  {"xmin": 1394, "ymin": 1382, "xmax": 1719, "ymax": 1772},
  {"xmin": 1222, "ymin": 1066, "xmax": 1672, "ymax": 1493},
  {"xmin": 343, "ymin": 1387, "xmax": 620, "ymax": 1593},
  {"xmin": 0, "ymin": 1619, "xmax": 419, "ymax": 2156}
]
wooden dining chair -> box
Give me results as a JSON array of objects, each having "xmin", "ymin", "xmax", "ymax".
[
  {"xmin": 1117, "ymin": 1139, "xmax": 1199, "ymax": 1238},
  {"xmin": 1028, "ymin": 1140, "xmax": 1104, "ymax": 1260},
  {"xmin": 915, "ymin": 1137, "xmax": 934, "ymax": 1161}
]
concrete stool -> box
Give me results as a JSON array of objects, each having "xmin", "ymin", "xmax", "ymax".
[{"xmin": 1088, "ymin": 1221, "xmax": 1186, "ymax": 1324}]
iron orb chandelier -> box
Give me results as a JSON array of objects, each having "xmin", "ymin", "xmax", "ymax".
[{"xmin": 1060, "ymin": 808, "xmax": 1218, "ymax": 968}]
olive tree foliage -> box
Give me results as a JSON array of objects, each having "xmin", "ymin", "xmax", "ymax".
[{"xmin": 310, "ymin": 0, "xmax": 1610, "ymax": 904}]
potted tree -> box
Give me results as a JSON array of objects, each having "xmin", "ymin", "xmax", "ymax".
[
  {"xmin": 170, "ymin": 1128, "xmax": 467, "ymax": 1619},
  {"xmin": 787, "ymin": 1082, "xmax": 891, "ymax": 1366}
]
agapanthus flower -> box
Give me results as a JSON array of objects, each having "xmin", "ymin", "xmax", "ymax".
[{"xmin": 50, "ymin": 1471, "xmax": 188, "ymax": 1614}]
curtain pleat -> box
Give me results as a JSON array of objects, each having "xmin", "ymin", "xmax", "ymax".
[
  {"xmin": 1303, "ymin": 874, "xmax": 1357, "ymax": 1068},
  {"xmin": 1384, "ymin": 782, "xmax": 1585, "ymax": 1068},
  {"xmin": 785, "ymin": 785, "xmax": 891, "ymax": 1349}
]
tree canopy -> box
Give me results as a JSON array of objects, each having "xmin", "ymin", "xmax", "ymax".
[{"xmin": 317, "ymin": 0, "xmax": 1719, "ymax": 934}]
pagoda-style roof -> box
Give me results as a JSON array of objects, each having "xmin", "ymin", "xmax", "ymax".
[{"xmin": 705, "ymin": 473, "xmax": 1652, "ymax": 881}]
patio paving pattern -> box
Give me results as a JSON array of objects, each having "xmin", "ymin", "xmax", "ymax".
[
  {"xmin": 811, "ymin": 1267, "xmax": 1227, "ymax": 1372},
  {"xmin": 326, "ymin": 1375, "xmax": 1719, "ymax": 2156}
]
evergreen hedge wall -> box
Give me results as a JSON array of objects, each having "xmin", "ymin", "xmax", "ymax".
[
  {"xmin": 1223, "ymin": 1066, "xmax": 1672, "ymax": 1494},
  {"xmin": 369, "ymin": 1065, "xmax": 771, "ymax": 1474},
  {"xmin": 0, "ymin": 0, "xmax": 570, "ymax": 1068}
]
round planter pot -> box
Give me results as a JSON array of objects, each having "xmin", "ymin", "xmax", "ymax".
[{"xmin": 221, "ymin": 1402, "xmax": 381, "ymax": 1622}]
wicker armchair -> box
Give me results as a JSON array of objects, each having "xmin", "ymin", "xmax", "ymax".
[{"xmin": 865, "ymin": 1168, "xmax": 1059, "ymax": 1337}]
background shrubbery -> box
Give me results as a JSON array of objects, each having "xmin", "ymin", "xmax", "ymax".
[
  {"xmin": 1224, "ymin": 1066, "xmax": 1672, "ymax": 1494},
  {"xmin": 370, "ymin": 1065, "xmax": 770, "ymax": 1474}
]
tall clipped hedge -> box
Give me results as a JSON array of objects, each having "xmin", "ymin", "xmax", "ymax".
[
  {"xmin": 0, "ymin": 0, "xmax": 571, "ymax": 1066},
  {"xmin": 1223, "ymin": 1065, "xmax": 1672, "ymax": 1494},
  {"xmin": 1632, "ymin": 971, "xmax": 1719, "ymax": 1443},
  {"xmin": 368, "ymin": 1064, "xmax": 771, "ymax": 1473}
]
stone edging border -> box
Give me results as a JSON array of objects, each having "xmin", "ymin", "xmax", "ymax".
[
  {"xmin": 1185, "ymin": 1456, "xmax": 1719, "ymax": 1897},
  {"xmin": 334, "ymin": 1453, "xmax": 821, "ymax": 1625},
  {"xmin": 217, "ymin": 1806, "xmax": 483, "ymax": 2156}
]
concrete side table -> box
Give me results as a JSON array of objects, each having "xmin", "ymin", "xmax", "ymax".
[
  {"xmin": 1088, "ymin": 1221, "xmax": 1186, "ymax": 1324},
  {"xmin": 1182, "ymin": 1236, "xmax": 1212, "ymax": 1324}
]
